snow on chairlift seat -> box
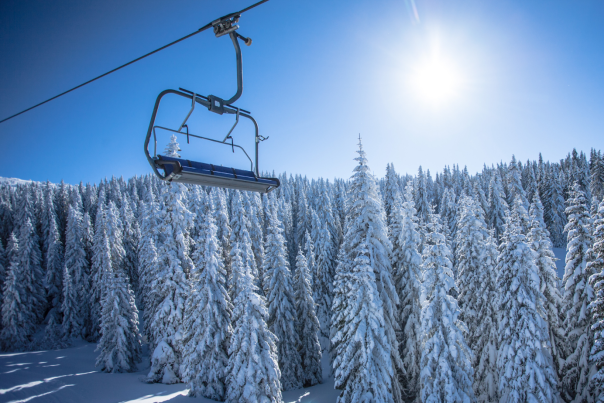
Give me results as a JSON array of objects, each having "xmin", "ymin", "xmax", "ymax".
[{"xmin": 156, "ymin": 154, "xmax": 280, "ymax": 193}]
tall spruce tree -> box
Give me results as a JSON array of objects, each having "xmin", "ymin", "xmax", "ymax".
[
  {"xmin": 44, "ymin": 193, "xmax": 64, "ymax": 325},
  {"xmin": 226, "ymin": 254, "xmax": 282, "ymax": 403},
  {"xmin": 528, "ymin": 192, "xmax": 566, "ymax": 378},
  {"xmin": 312, "ymin": 209, "xmax": 334, "ymax": 345},
  {"xmin": 561, "ymin": 183, "xmax": 596, "ymax": 402},
  {"xmin": 473, "ymin": 231, "xmax": 500, "ymax": 402},
  {"xmin": 293, "ymin": 250, "xmax": 322, "ymax": 387},
  {"xmin": 496, "ymin": 203, "xmax": 559, "ymax": 403},
  {"xmin": 182, "ymin": 204, "xmax": 233, "ymax": 400},
  {"xmin": 391, "ymin": 185, "xmax": 423, "ymax": 401},
  {"xmin": 1, "ymin": 235, "xmax": 34, "ymax": 351},
  {"xmin": 95, "ymin": 233, "xmax": 142, "ymax": 373},
  {"xmin": 587, "ymin": 196, "xmax": 604, "ymax": 403},
  {"xmin": 331, "ymin": 139, "xmax": 402, "ymax": 403},
  {"xmin": 64, "ymin": 205, "xmax": 90, "ymax": 338},
  {"xmin": 264, "ymin": 203, "xmax": 302, "ymax": 391},
  {"xmin": 488, "ymin": 172, "xmax": 509, "ymax": 240},
  {"xmin": 146, "ymin": 182, "xmax": 193, "ymax": 384},
  {"xmin": 419, "ymin": 212, "xmax": 475, "ymax": 403}
]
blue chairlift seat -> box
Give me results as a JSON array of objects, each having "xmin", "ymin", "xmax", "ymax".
[{"xmin": 155, "ymin": 155, "xmax": 280, "ymax": 193}]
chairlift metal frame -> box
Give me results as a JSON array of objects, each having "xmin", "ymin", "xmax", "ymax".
[{"xmin": 144, "ymin": 13, "xmax": 279, "ymax": 193}]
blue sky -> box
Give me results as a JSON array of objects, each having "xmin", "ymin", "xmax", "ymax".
[{"xmin": 0, "ymin": 0, "xmax": 603, "ymax": 185}]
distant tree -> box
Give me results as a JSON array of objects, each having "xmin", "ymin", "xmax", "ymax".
[
  {"xmin": 487, "ymin": 172, "xmax": 509, "ymax": 240},
  {"xmin": 164, "ymin": 134, "xmax": 181, "ymax": 157}
]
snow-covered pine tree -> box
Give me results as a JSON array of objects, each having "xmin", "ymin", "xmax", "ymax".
[
  {"xmin": 544, "ymin": 165, "xmax": 568, "ymax": 248},
  {"xmin": 0, "ymin": 240, "xmax": 5, "ymax": 302},
  {"xmin": 120, "ymin": 201, "xmax": 139, "ymax": 295},
  {"xmin": 44, "ymin": 192, "xmax": 64, "ymax": 325},
  {"xmin": 303, "ymin": 229, "xmax": 315, "ymax": 287},
  {"xmin": 391, "ymin": 184, "xmax": 423, "ymax": 401},
  {"xmin": 507, "ymin": 155, "xmax": 530, "ymax": 210},
  {"xmin": 384, "ymin": 163, "xmax": 400, "ymax": 226},
  {"xmin": 63, "ymin": 205, "xmax": 90, "ymax": 338},
  {"xmin": 230, "ymin": 191, "xmax": 258, "ymax": 290},
  {"xmin": 105, "ymin": 201, "xmax": 126, "ymax": 278},
  {"xmin": 453, "ymin": 194, "xmax": 503, "ymax": 401},
  {"xmin": 528, "ymin": 192, "xmax": 566, "ymax": 378},
  {"xmin": 588, "ymin": 196, "xmax": 604, "ymax": 403},
  {"xmin": 415, "ymin": 166, "xmax": 430, "ymax": 224},
  {"xmin": 211, "ymin": 187, "xmax": 232, "ymax": 280},
  {"xmin": 146, "ymin": 182, "xmax": 193, "ymax": 384},
  {"xmin": 181, "ymin": 203, "xmax": 233, "ymax": 400},
  {"xmin": 331, "ymin": 239, "xmax": 396, "ymax": 403},
  {"xmin": 90, "ymin": 205, "xmax": 108, "ymax": 341},
  {"xmin": 62, "ymin": 262, "xmax": 81, "ymax": 340},
  {"xmin": 16, "ymin": 216, "xmax": 46, "ymax": 327},
  {"xmin": 263, "ymin": 203, "xmax": 302, "ymax": 391},
  {"xmin": 331, "ymin": 139, "xmax": 402, "ymax": 403},
  {"xmin": 419, "ymin": 211, "xmax": 475, "ymax": 403},
  {"xmin": 95, "ymin": 233, "xmax": 142, "ymax": 373},
  {"xmin": 164, "ymin": 134, "xmax": 181, "ymax": 157},
  {"xmin": 496, "ymin": 202, "xmax": 559, "ymax": 403},
  {"xmin": 472, "ymin": 231, "xmax": 500, "ymax": 402},
  {"xmin": 293, "ymin": 250, "xmax": 322, "ymax": 387},
  {"xmin": 455, "ymin": 195, "xmax": 489, "ymax": 349},
  {"xmin": 244, "ymin": 192, "xmax": 265, "ymax": 280},
  {"xmin": 312, "ymin": 209, "xmax": 334, "ymax": 344},
  {"xmin": 589, "ymin": 150, "xmax": 604, "ymax": 203},
  {"xmin": 561, "ymin": 182, "xmax": 596, "ymax": 402},
  {"xmin": 226, "ymin": 253, "xmax": 282, "ymax": 403},
  {"xmin": 1, "ymin": 236, "xmax": 35, "ymax": 351},
  {"xmin": 488, "ymin": 172, "xmax": 509, "ymax": 240}
]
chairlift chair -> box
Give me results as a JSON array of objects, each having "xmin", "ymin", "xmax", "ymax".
[{"xmin": 144, "ymin": 13, "xmax": 279, "ymax": 193}]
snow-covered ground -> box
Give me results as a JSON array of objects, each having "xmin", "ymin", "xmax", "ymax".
[
  {"xmin": 0, "ymin": 342, "xmax": 339, "ymax": 403},
  {"xmin": 0, "ymin": 177, "xmax": 34, "ymax": 186}
]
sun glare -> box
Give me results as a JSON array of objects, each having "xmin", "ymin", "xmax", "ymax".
[{"xmin": 412, "ymin": 56, "xmax": 461, "ymax": 105}]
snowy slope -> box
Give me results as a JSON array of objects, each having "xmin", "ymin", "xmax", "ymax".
[
  {"xmin": 552, "ymin": 247, "xmax": 567, "ymax": 279},
  {"xmin": 0, "ymin": 177, "xmax": 34, "ymax": 186},
  {"xmin": 0, "ymin": 341, "xmax": 339, "ymax": 403}
]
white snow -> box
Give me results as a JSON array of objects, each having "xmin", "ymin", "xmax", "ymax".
[{"xmin": 0, "ymin": 341, "xmax": 340, "ymax": 403}]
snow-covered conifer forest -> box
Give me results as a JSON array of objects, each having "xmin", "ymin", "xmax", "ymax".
[{"xmin": 1, "ymin": 141, "xmax": 604, "ymax": 403}]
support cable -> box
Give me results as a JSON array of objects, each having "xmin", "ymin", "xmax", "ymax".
[{"xmin": 0, "ymin": 0, "xmax": 269, "ymax": 125}]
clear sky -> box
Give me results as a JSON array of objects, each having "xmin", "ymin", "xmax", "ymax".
[{"xmin": 0, "ymin": 0, "xmax": 603, "ymax": 185}]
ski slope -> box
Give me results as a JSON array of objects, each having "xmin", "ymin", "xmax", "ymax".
[{"xmin": 0, "ymin": 341, "xmax": 339, "ymax": 403}]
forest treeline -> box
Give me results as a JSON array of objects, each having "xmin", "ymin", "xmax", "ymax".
[{"xmin": 0, "ymin": 137, "xmax": 603, "ymax": 403}]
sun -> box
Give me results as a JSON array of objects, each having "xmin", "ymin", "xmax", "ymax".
[{"xmin": 411, "ymin": 55, "xmax": 461, "ymax": 104}]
